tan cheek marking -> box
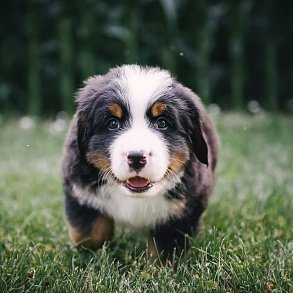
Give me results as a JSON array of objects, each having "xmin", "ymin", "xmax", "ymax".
[
  {"xmin": 86, "ymin": 152, "xmax": 111, "ymax": 172},
  {"xmin": 68, "ymin": 216, "xmax": 114, "ymax": 250},
  {"xmin": 151, "ymin": 102, "xmax": 167, "ymax": 117},
  {"xmin": 168, "ymin": 151, "xmax": 189, "ymax": 174},
  {"xmin": 109, "ymin": 102, "xmax": 123, "ymax": 118}
]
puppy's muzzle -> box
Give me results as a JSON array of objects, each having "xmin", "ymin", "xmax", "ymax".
[{"xmin": 127, "ymin": 151, "xmax": 147, "ymax": 171}]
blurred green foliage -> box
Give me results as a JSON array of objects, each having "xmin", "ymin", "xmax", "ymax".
[{"xmin": 0, "ymin": 0, "xmax": 292, "ymax": 116}]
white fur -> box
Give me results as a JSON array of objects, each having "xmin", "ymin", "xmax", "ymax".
[
  {"xmin": 72, "ymin": 179, "xmax": 185, "ymax": 229},
  {"xmin": 110, "ymin": 65, "xmax": 174, "ymax": 194}
]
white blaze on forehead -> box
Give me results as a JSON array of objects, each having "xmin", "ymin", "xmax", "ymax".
[
  {"xmin": 117, "ymin": 65, "xmax": 173, "ymax": 122},
  {"xmin": 109, "ymin": 65, "xmax": 173, "ymax": 185}
]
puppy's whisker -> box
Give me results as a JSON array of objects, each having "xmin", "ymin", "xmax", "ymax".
[
  {"xmin": 170, "ymin": 157, "xmax": 187, "ymax": 165},
  {"xmin": 167, "ymin": 170, "xmax": 183, "ymax": 189},
  {"xmin": 167, "ymin": 166, "xmax": 182, "ymax": 181},
  {"xmin": 96, "ymin": 166, "xmax": 114, "ymax": 184},
  {"xmin": 101, "ymin": 168, "xmax": 114, "ymax": 183}
]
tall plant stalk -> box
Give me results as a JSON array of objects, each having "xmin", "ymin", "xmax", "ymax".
[
  {"xmin": 27, "ymin": 0, "xmax": 41, "ymax": 116},
  {"xmin": 229, "ymin": 1, "xmax": 245, "ymax": 110},
  {"xmin": 80, "ymin": 0, "xmax": 95, "ymax": 79},
  {"xmin": 59, "ymin": 16, "xmax": 74, "ymax": 114},
  {"xmin": 265, "ymin": 0, "xmax": 278, "ymax": 111},
  {"xmin": 195, "ymin": 0, "xmax": 210, "ymax": 104},
  {"xmin": 125, "ymin": 3, "xmax": 139, "ymax": 64},
  {"xmin": 159, "ymin": 0, "xmax": 178, "ymax": 73}
]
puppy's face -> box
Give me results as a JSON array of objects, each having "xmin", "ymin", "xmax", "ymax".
[{"xmin": 77, "ymin": 65, "xmax": 208, "ymax": 197}]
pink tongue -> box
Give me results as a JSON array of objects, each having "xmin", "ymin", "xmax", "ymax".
[{"xmin": 128, "ymin": 177, "xmax": 150, "ymax": 188}]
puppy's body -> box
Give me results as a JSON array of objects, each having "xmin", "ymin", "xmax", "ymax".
[{"xmin": 62, "ymin": 65, "xmax": 218, "ymax": 261}]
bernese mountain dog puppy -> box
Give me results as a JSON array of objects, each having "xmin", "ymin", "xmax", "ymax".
[{"xmin": 62, "ymin": 64, "xmax": 218, "ymax": 263}]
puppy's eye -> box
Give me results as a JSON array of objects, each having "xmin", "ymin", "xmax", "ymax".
[
  {"xmin": 155, "ymin": 118, "xmax": 169, "ymax": 130},
  {"xmin": 107, "ymin": 119, "xmax": 121, "ymax": 130}
]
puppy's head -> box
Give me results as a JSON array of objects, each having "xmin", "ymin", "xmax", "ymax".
[{"xmin": 76, "ymin": 65, "xmax": 208, "ymax": 197}]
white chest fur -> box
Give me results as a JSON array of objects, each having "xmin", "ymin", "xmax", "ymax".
[{"xmin": 72, "ymin": 183, "xmax": 185, "ymax": 229}]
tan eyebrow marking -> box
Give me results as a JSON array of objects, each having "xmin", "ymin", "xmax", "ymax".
[
  {"xmin": 151, "ymin": 102, "xmax": 167, "ymax": 117},
  {"xmin": 108, "ymin": 103, "xmax": 123, "ymax": 118}
]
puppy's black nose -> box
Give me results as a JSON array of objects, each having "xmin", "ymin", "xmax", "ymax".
[{"xmin": 127, "ymin": 151, "xmax": 147, "ymax": 170}]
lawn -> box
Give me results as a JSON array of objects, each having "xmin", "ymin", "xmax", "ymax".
[{"xmin": 0, "ymin": 113, "xmax": 292, "ymax": 292}]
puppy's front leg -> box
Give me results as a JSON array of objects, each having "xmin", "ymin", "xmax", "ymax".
[
  {"xmin": 148, "ymin": 216, "xmax": 199, "ymax": 264},
  {"xmin": 65, "ymin": 194, "xmax": 114, "ymax": 250}
]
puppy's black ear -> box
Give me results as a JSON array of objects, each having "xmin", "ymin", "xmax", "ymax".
[
  {"xmin": 191, "ymin": 121, "xmax": 209, "ymax": 166},
  {"xmin": 74, "ymin": 75, "xmax": 103, "ymax": 154},
  {"xmin": 175, "ymin": 83, "xmax": 209, "ymax": 166},
  {"xmin": 76, "ymin": 113, "xmax": 90, "ymax": 155}
]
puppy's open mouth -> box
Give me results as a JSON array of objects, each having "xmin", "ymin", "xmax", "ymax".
[{"xmin": 123, "ymin": 176, "xmax": 153, "ymax": 193}]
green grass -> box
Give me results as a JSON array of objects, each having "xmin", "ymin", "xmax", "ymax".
[{"xmin": 0, "ymin": 114, "xmax": 292, "ymax": 292}]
